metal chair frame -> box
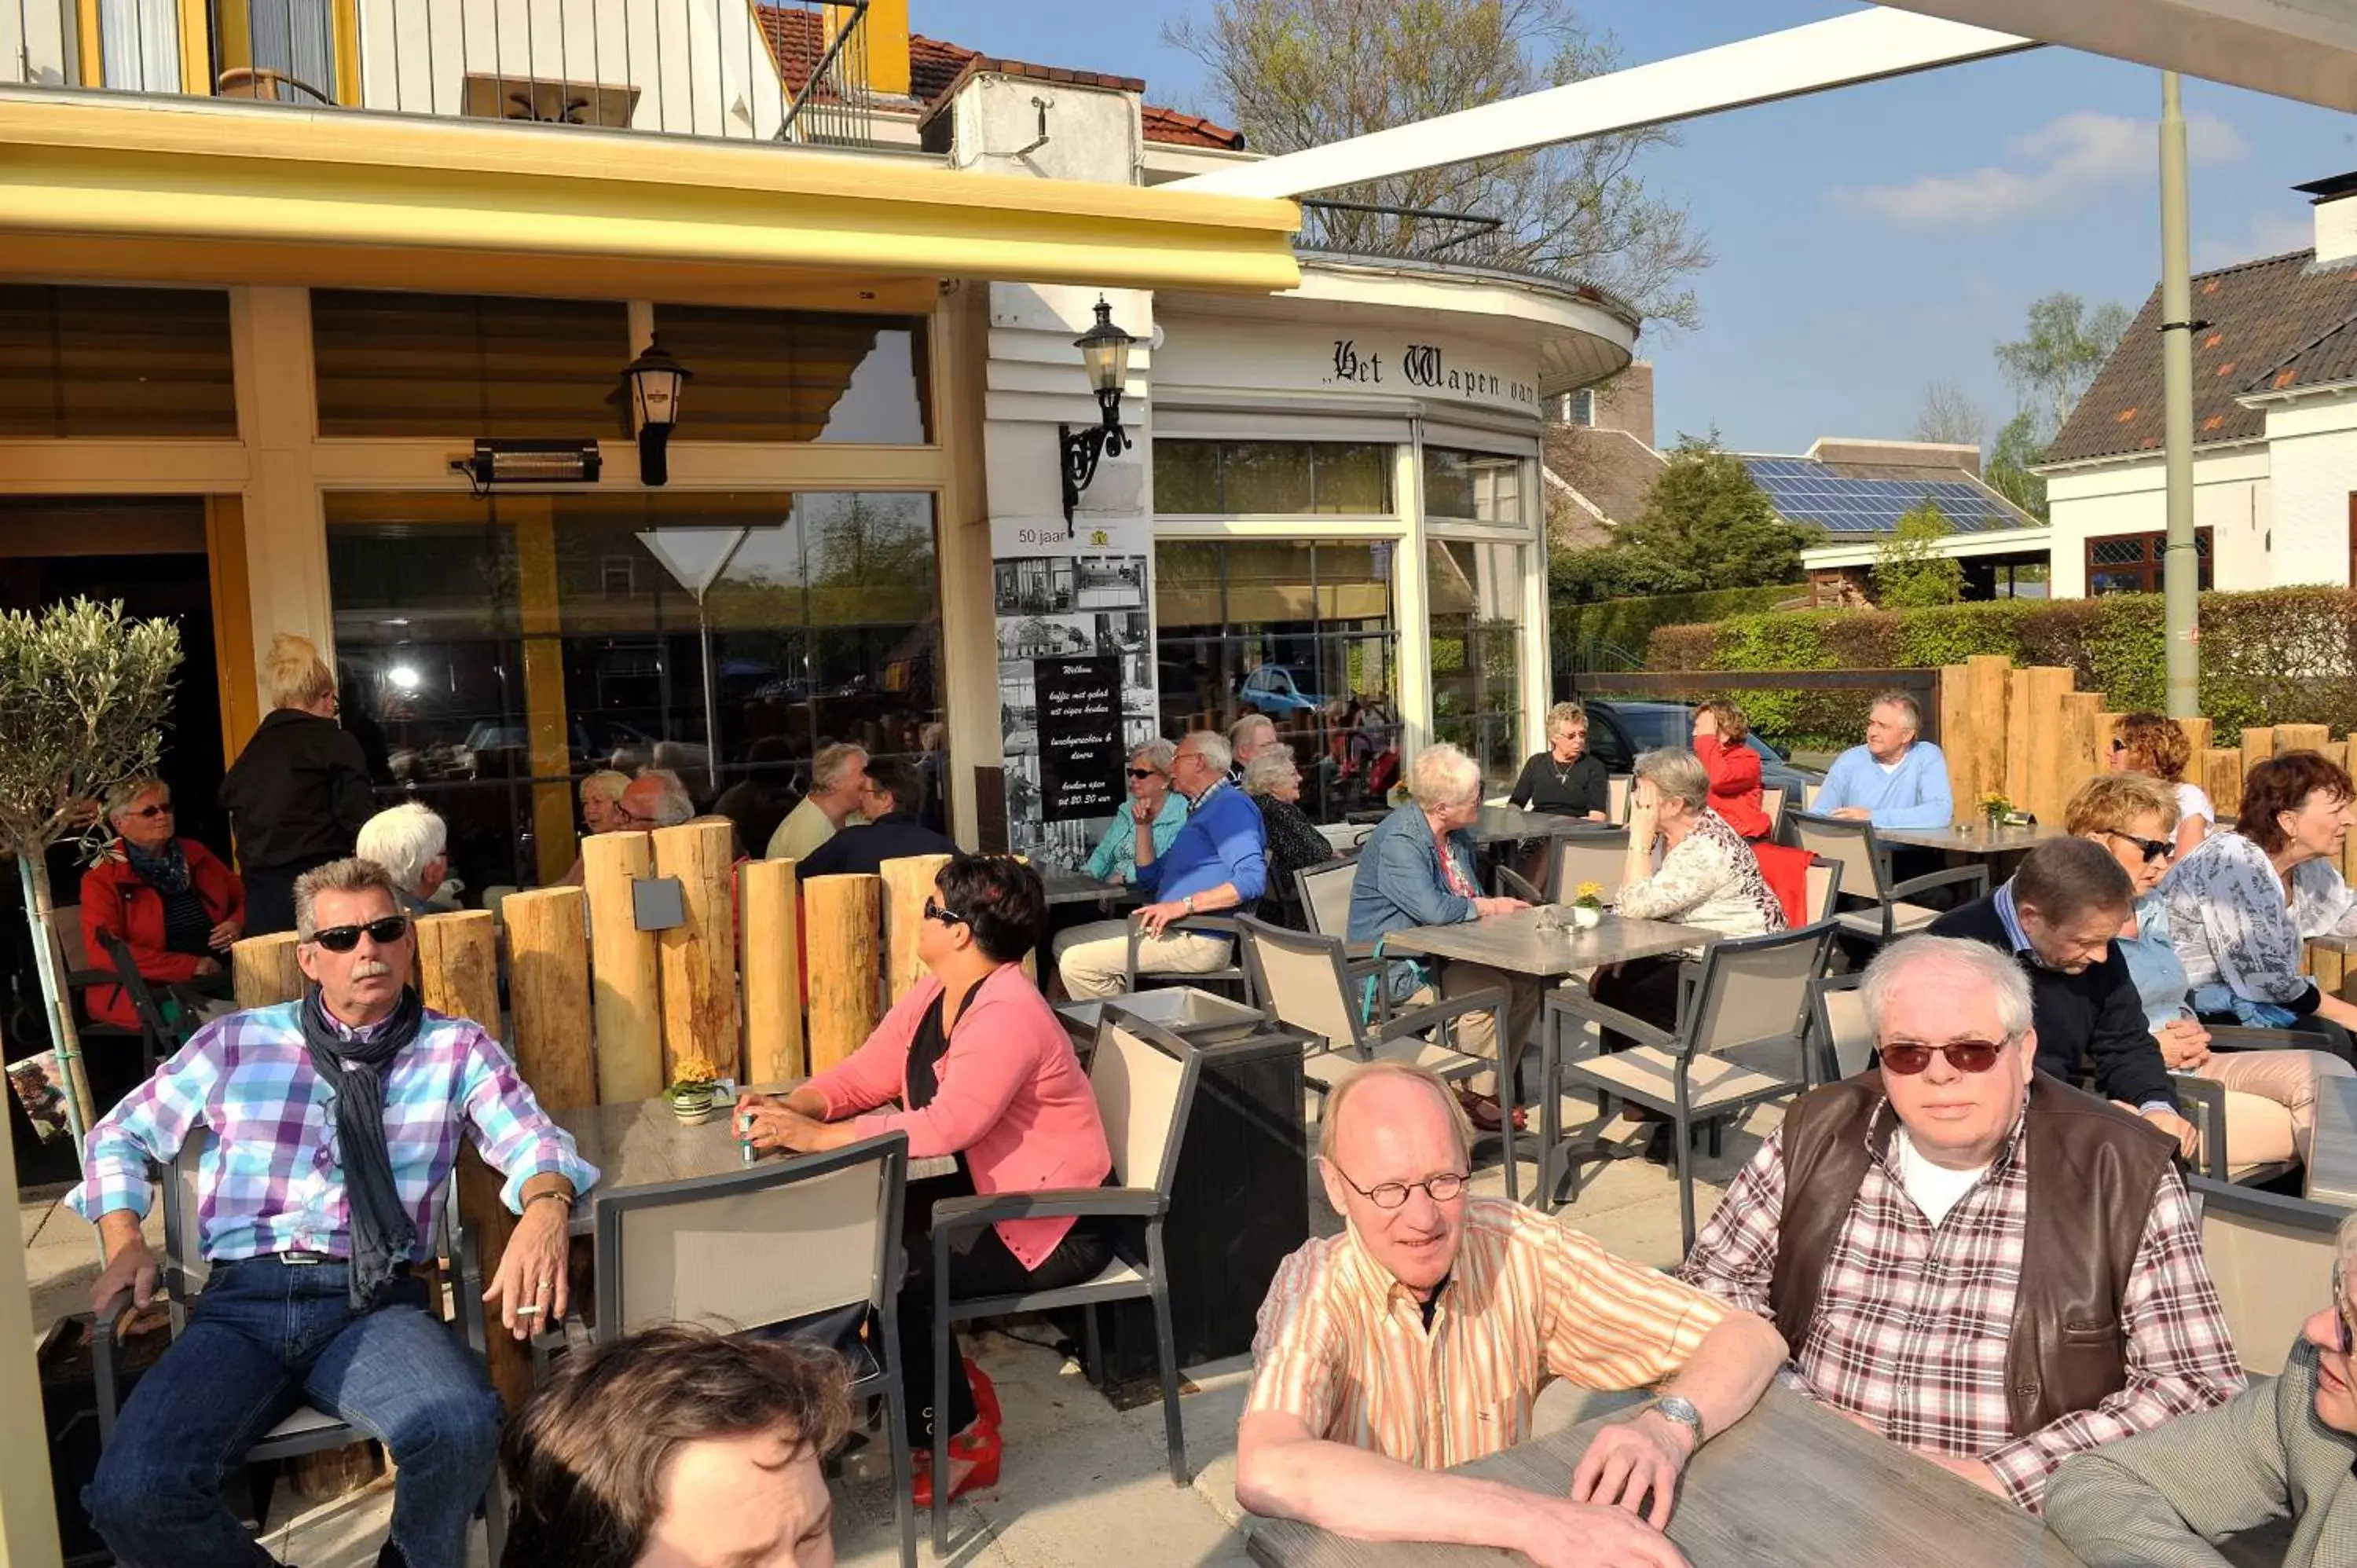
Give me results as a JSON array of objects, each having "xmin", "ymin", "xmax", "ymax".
[
  {"xmin": 1123, "ymin": 908, "xmax": 1255, "ymax": 1002},
  {"xmin": 1790, "ymin": 812, "xmax": 1989, "ymax": 941}
]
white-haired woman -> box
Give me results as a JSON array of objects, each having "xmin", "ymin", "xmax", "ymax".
[
  {"xmin": 1242, "ymin": 743, "xmax": 1336, "ymax": 927},
  {"xmin": 1084, "ymin": 740, "xmax": 1186, "ymax": 885},
  {"xmin": 356, "ymin": 801, "xmax": 456, "ymax": 915},
  {"xmin": 218, "ymin": 633, "xmax": 376, "ymax": 934},
  {"xmin": 1347, "ymin": 742, "xmax": 1532, "ymax": 1130},
  {"xmin": 1507, "ymin": 702, "xmax": 1609, "ymax": 819}
]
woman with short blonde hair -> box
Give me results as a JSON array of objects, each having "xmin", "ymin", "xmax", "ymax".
[
  {"xmin": 218, "ymin": 632, "xmax": 376, "ymax": 934},
  {"xmin": 1506, "ymin": 702, "xmax": 1607, "ymax": 820}
]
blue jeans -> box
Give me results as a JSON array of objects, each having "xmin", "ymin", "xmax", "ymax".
[{"xmin": 85, "ymin": 1256, "xmax": 500, "ymax": 1568}]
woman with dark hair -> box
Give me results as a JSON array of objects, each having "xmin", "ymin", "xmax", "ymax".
[
  {"xmin": 2160, "ymin": 750, "xmax": 2357, "ymax": 1057},
  {"xmin": 735, "ymin": 855, "xmax": 1113, "ymax": 1504},
  {"xmin": 2111, "ymin": 710, "xmax": 2215, "ymax": 859}
]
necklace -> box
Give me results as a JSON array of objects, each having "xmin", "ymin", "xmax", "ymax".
[{"xmin": 1550, "ymin": 757, "xmax": 1577, "ymax": 786}]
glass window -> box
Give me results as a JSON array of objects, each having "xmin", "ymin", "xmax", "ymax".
[
  {"xmin": 312, "ymin": 290, "xmax": 632, "ymax": 438},
  {"xmin": 1423, "ymin": 446, "xmax": 1524, "ymax": 525},
  {"xmin": 1153, "ymin": 539, "xmax": 1398, "ymax": 824},
  {"xmin": 327, "ymin": 490, "xmax": 942, "ymax": 890},
  {"xmin": 1155, "ymin": 440, "xmax": 1220, "ymax": 513},
  {"xmin": 0, "ymin": 285, "xmax": 236, "ymax": 438},
  {"xmin": 651, "ymin": 306, "xmax": 933, "ymax": 443},
  {"xmin": 1153, "ymin": 440, "xmax": 1395, "ymax": 515},
  {"xmin": 1428, "ymin": 540, "xmax": 1525, "ymax": 790},
  {"xmin": 2084, "ymin": 529, "xmax": 2212, "ymax": 595}
]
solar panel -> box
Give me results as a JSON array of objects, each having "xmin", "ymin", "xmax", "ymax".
[{"xmin": 1739, "ymin": 457, "xmax": 2019, "ymax": 534}]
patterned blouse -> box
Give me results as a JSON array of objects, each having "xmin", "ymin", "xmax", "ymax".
[
  {"xmin": 1614, "ymin": 808, "xmax": 1786, "ymax": 939},
  {"xmin": 2157, "ymin": 830, "xmax": 2357, "ymax": 1009}
]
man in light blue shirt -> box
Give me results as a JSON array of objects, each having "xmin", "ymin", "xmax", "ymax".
[{"xmin": 1812, "ymin": 691, "xmax": 1954, "ymax": 830}]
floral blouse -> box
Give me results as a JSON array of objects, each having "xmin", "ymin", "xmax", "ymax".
[
  {"xmin": 1614, "ymin": 809, "xmax": 1786, "ymax": 939},
  {"xmin": 2157, "ymin": 829, "xmax": 2357, "ymax": 1008}
]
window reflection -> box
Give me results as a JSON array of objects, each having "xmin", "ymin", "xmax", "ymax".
[
  {"xmin": 652, "ymin": 306, "xmax": 934, "ymax": 444},
  {"xmin": 1428, "ymin": 540, "xmax": 1524, "ymax": 789},
  {"xmin": 1154, "ymin": 441, "xmax": 1393, "ymax": 515}
]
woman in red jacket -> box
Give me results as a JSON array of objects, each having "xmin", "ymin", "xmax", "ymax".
[
  {"xmin": 79, "ymin": 778, "xmax": 244, "ymax": 1030},
  {"xmin": 737, "ymin": 855, "xmax": 1113, "ymax": 1505},
  {"xmin": 1692, "ymin": 700, "xmax": 1813, "ymax": 922}
]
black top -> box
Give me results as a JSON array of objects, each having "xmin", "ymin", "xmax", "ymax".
[
  {"xmin": 1256, "ymin": 795, "xmax": 1336, "ymax": 883},
  {"xmin": 1926, "ymin": 896, "xmax": 2179, "ymax": 1111},
  {"xmin": 1507, "ymin": 751, "xmax": 1611, "ymax": 817},
  {"xmin": 218, "ymin": 709, "xmax": 376, "ymax": 871},
  {"xmin": 797, "ymin": 812, "xmax": 959, "ymax": 879},
  {"xmin": 907, "ymin": 975, "xmax": 984, "ymax": 1183},
  {"xmin": 157, "ymin": 885, "xmax": 214, "ymax": 957}
]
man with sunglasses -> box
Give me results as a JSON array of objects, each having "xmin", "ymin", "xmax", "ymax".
[
  {"xmin": 1681, "ymin": 936, "xmax": 2242, "ymax": 1515},
  {"xmin": 1238, "ymin": 1063, "xmax": 1785, "ymax": 1568},
  {"xmin": 75, "ymin": 856, "xmax": 598, "ymax": 1568},
  {"xmin": 2046, "ymin": 1210, "xmax": 2357, "ymax": 1567}
]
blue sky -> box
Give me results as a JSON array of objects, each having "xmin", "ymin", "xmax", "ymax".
[{"xmin": 911, "ymin": 1, "xmax": 2357, "ymax": 453}]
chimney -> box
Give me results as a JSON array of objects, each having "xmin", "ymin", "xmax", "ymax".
[
  {"xmin": 833, "ymin": 0, "xmax": 909, "ymax": 98},
  {"xmin": 2294, "ymin": 170, "xmax": 2357, "ymax": 266}
]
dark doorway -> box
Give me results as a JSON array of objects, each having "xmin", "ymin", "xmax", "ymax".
[{"xmin": 1, "ymin": 497, "xmax": 225, "ymax": 1187}]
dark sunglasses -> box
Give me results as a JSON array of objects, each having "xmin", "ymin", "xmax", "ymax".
[
  {"xmin": 1880, "ymin": 1038, "xmax": 2009, "ymax": 1075},
  {"xmin": 121, "ymin": 802, "xmax": 173, "ymax": 819},
  {"xmin": 922, "ymin": 896, "xmax": 966, "ymax": 928},
  {"xmin": 2109, "ymin": 830, "xmax": 2175, "ymax": 866},
  {"xmin": 1127, "ymin": 768, "xmax": 1162, "ymax": 780},
  {"xmin": 2109, "ymin": 738, "xmax": 2128, "ymax": 755},
  {"xmin": 309, "ymin": 916, "xmax": 410, "ymax": 953}
]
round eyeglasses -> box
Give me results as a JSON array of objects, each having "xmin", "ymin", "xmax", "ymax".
[{"xmin": 1331, "ymin": 1164, "xmax": 1468, "ymax": 1210}]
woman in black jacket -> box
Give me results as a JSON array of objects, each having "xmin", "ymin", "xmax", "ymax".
[
  {"xmin": 218, "ymin": 634, "xmax": 377, "ymax": 934},
  {"xmin": 1242, "ymin": 743, "xmax": 1335, "ymax": 929}
]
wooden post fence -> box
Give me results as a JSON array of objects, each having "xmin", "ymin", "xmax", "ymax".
[
  {"xmin": 501, "ymin": 887, "xmax": 595, "ymax": 1113},
  {"xmin": 881, "ymin": 852, "xmax": 952, "ymax": 1006},
  {"xmin": 741, "ymin": 858, "xmax": 806, "ymax": 1084},
  {"xmin": 805, "ymin": 874, "xmax": 882, "ymax": 1073},
  {"xmin": 584, "ymin": 831, "xmax": 663, "ymax": 1104},
  {"xmin": 230, "ymin": 930, "xmax": 303, "ymax": 1009},
  {"xmin": 654, "ymin": 820, "xmax": 738, "ymax": 1083}
]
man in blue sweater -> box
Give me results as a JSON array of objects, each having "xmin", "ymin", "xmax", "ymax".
[
  {"xmin": 1812, "ymin": 691, "xmax": 1954, "ymax": 830},
  {"xmin": 1054, "ymin": 729, "xmax": 1268, "ymax": 998}
]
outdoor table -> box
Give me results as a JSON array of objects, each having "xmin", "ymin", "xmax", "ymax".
[
  {"xmin": 1036, "ymin": 866, "xmax": 1137, "ymax": 907},
  {"xmin": 2307, "ymin": 1073, "xmax": 2357, "ymax": 1208},
  {"xmin": 1244, "ymin": 1384, "xmax": 2084, "ymax": 1568},
  {"xmin": 1383, "ymin": 906, "xmax": 1715, "ymax": 981},
  {"xmin": 1471, "ymin": 804, "xmax": 1617, "ymax": 845},
  {"xmin": 2303, "ymin": 932, "xmax": 2357, "ymax": 958},
  {"xmin": 1875, "ymin": 821, "xmax": 2062, "ymax": 855}
]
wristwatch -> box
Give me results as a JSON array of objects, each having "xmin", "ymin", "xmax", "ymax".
[
  {"xmin": 1651, "ymin": 1395, "xmax": 1704, "ymax": 1450},
  {"xmin": 1181, "ymin": 894, "xmax": 1197, "ymax": 916}
]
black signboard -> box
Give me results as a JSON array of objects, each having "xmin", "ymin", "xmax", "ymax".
[{"xmin": 1035, "ymin": 656, "xmax": 1123, "ymax": 822}]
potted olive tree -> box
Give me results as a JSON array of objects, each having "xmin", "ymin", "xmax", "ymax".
[{"xmin": 0, "ymin": 599, "xmax": 180, "ymax": 1151}]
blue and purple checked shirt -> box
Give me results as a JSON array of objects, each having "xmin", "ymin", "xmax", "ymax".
[{"xmin": 70, "ymin": 1000, "xmax": 598, "ymax": 1264}]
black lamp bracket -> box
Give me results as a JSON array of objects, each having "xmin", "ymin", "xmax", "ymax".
[{"xmin": 1060, "ymin": 387, "xmax": 1129, "ymax": 523}]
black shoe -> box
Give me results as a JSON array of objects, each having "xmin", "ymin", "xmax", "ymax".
[{"xmin": 1640, "ymin": 1123, "xmax": 1675, "ymax": 1166}]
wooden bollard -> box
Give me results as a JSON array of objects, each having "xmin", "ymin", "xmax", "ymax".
[
  {"xmin": 585, "ymin": 831, "xmax": 663, "ymax": 1105},
  {"xmin": 2019, "ymin": 667, "xmax": 2073, "ymax": 827},
  {"xmin": 416, "ymin": 910, "xmax": 500, "ymax": 1033},
  {"xmin": 2201, "ymin": 748, "xmax": 2245, "ymax": 820},
  {"xmin": 881, "ymin": 853, "xmax": 951, "ymax": 1006},
  {"xmin": 2057, "ymin": 693, "xmax": 2103, "ymax": 819},
  {"xmin": 231, "ymin": 931, "xmax": 304, "ymax": 1009},
  {"xmin": 805, "ymin": 874, "xmax": 882, "ymax": 1073},
  {"xmin": 501, "ymin": 888, "xmax": 594, "ymax": 1112},
  {"xmin": 2277, "ymin": 724, "xmax": 2331, "ymax": 756},
  {"xmin": 2179, "ymin": 716, "xmax": 2213, "ymax": 755},
  {"xmin": 2242, "ymin": 727, "xmax": 2279, "ymax": 786},
  {"xmin": 1963, "ymin": 654, "xmax": 2010, "ymax": 811},
  {"xmin": 654, "ymin": 820, "xmax": 739, "ymax": 1084},
  {"xmin": 741, "ymin": 858, "xmax": 806, "ymax": 1085}
]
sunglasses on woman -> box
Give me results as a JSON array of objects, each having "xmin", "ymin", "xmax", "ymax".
[
  {"xmin": 121, "ymin": 801, "xmax": 173, "ymax": 819},
  {"xmin": 2109, "ymin": 830, "xmax": 2174, "ymax": 865},
  {"xmin": 1127, "ymin": 768, "xmax": 1162, "ymax": 780},
  {"xmin": 922, "ymin": 896, "xmax": 967, "ymax": 927},
  {"xmin": 309, "ymin": 915, "xmax": 410, "ymax": 953},
  {"xmin": 1879, "ymin": 1037, "xmax": 2011, "ymax": 1075}
]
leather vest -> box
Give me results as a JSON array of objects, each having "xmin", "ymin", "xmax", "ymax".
[{"xmin": 1768, "ymin": 1072, "xmax": 2176, "ymax": 1438}]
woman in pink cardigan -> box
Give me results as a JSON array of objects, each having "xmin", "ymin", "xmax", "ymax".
[{"xmin": 736, "ymin": 855, "xmax": 1113, "ymax": 1504}]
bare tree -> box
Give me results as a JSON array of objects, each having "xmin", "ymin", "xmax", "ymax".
[
  {"xmin": 1168, "ymin": 0, "xmax": 1711, "ymax": 328},
  {"xmin": 1996, "ymin": 292, "xmax": 2133, "ymax": 441},
  {"xmin": 1914, "ymin": 380, "xmax": 1988, "ymax": 449}
]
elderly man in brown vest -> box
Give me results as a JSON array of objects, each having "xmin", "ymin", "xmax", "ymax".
[{"xmin": 1678, "ymin": 934, "xmax": 2244, "ymax": 1513}]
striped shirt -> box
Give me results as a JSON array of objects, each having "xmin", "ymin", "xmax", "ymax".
[
  {"xmin": 1245, "ymin": 1198, "xmax": 1728, "ymax": 1468},
  {"xmin": 70, "ymin": 1000, "xmax": 598, "ymax": 1262},
  {"xmin": 1677, "ymin": 1119, "xmax": 2243, "ymax": 1511}
]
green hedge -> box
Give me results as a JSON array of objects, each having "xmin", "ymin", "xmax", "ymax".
[
  {"xmin": 1646, "ymin": 588, "xmax": 2357, "ymax": 749},
  {"xmin": 1553, "ymin": 583, "xmax": 1805, "ymax": 670}
]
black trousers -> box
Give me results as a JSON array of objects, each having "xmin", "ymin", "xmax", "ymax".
[
  {"xmin": 1589, "ymin": 955, "xmax": 1685, "ymax": 1055},
  {"xmin": 898, "ymin": 1173, "xmax": 1113, "ymax": 1445},
  {"xmin": 241, "ymin": 853, "xmax": 343, "ymax": 936}
]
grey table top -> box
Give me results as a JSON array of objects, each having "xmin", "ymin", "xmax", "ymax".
[
  {"xmin": 2308, "ymin": 1075, "xmax": 2357, "ymax": 1209},
  {"xmin": 2303, "ymin": 932, "xmax": 2357, "ymax": 957},
  {"xmin": 1381, "ymin": 907, "xmax": 1713, "ymax": 980},
  {"xmin": 1036, "ymin": 866, "xmax": 1138, "ymax": 907},
  {"xmin": 1244, "ymin": 1385, "xmax": 2084, "ymax": 1568},
  {"xmin": 1875, "ymin": 821, "xmax": 2062, "ymax": 854},
  {"xmin": 555, "ymin": 1088, "xmax": 955, "ymax": 1235},
  {"xmin": 1470, "ymin": 805, "xmax": 1618, "ymax": 844}
]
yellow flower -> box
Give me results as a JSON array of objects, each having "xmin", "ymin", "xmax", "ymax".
[
  {"xmin": 1575, "ymin": 881, "xmax": 1604, "ymax": 900},
  {"xmin": 671, "ymin": 1053, "xmax": 720, "ymax": 1087}
]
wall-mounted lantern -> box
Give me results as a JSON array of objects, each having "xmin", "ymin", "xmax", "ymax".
[
  {"xmin": 1059, "ymin": 296, "xmax": 1138, "ymax": 522},
  {"xmin": 621, "ymin": 335, "xmax": 694, "ymax": 486}
]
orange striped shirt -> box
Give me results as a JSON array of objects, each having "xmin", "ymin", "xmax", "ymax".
[{"xmin": 1245, "ymin": 1198, "xmax": 1728, "ymax": 1469}]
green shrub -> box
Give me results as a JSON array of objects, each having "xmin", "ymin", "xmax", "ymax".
[{"xmin": 1552, "ymin": 584, "xmax": 1803, "ymax": 670}]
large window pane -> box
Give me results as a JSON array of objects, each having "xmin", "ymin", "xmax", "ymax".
[
  {"xmin": 652, "ymin": 306, "xmax": 933, "ymax": 443},
  {"xmin": 312, "ymin": 290, "xmax": 632, "ymax": 438},
  {"xmin": 1423, "ymin": 447, "xmax": 1523, "ymax": 524},
  {"xmin": 0, "ymin": 286, "xmax": 236, "ymax": 438},
  {"xmin": 1314, "ymin": 444, "xmax": 1391, "ymax": 513},
  {"xmin": 1428, "ymin": 540, "xmax": 1524, "ymax": 789},
  {"xmin": 1223, "ymin": 443, "xmax": 1314, "ymax": 514},
  {"xmin": 1153, "ymin": 439, "xmax": 1395, "ymax": 516},
  {"xmin": 1155, "ymin": 440, "xmax": 1221, "ymax": 513}
]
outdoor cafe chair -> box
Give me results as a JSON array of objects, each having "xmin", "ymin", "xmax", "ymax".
[
  {"xmin": 1492, "ymin": 864, "xmax": 1545, "ymax": 905},
  {"xmin": 1233, "ymin": 914, "xmax": 1515, "ymax": 1198},
  {"xmin": 98, "ymin": 931, "xmax": 205, "ymax": 1078},
  {"xmin": 1802, "ymin": 855, "xmax": 1845, "ymax": 925},
  {"xmin": 1124, "ymin": 908, "xmax": 1254, "ymax": 1003},
  {"xmin": 1806, "ymin": 973, "xmax": 1875, "ymax": 1086},
  {"xmin": 924, "ymin": 1010, "xmax": 1203, "ymax": 1552},
  {"xmin": 1607, "ymin": 774, "xmax": 1632, "ymax": 823},
  {"xmin": 1546, "ymin": 828, "xmax": 1633, "ymax": 907},
  {"xmin": 591, "ymin": 1131, "xmax": 917, "ymax": 1568},
  {"xmin": 2187, "ymin": 1175, "xmax": 2344, "ymax": 1378},
  {"xmin": 1760, "ymin": 785, "xmax": 1789, "ymax": 843},
  {"xmin": 1295, "ymin": 853, "xmax": 1388, "ymax": 1013},
  {"xmin": 93, "ymin": 1129, "xmax": 504, "ymax": 1559},
  {"xmin": 1539, "ymin": 920, "xmax": 1838, "ymax": 1248},
  {"xmin": 1790, "ymin": 812, "xmax": 1988, "ymax": 943}
]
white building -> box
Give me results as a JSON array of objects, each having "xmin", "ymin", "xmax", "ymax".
[{"xmin": 2043, "ymin": 172, "xmax": 2357, "ymax": 596}]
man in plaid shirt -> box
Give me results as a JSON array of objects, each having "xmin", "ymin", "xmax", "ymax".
[
  {"xmin": 73, "ymin": 857, "xmax": 597, "ymax": 1568},
  {"xmin": 1680, "ymin": 935, "xmax": 2243, "ymax": 1513}
]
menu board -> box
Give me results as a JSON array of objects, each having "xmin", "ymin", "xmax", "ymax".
[{"xmin": 1034, "ymin": 656, "xmax": 1124, "ymax": 822}]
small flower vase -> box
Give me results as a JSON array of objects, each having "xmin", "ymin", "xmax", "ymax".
[
  {"xmin": 1572, "ymin": 904, "xmax": 1603, "ymax": 930},
  {"xmin": 669, "ymin": 1085, "xmax": 717, "ymax": 1127},
  {"xmin": 1984, "ymin": 809, "xmax": 2004, "ymax": 834}
]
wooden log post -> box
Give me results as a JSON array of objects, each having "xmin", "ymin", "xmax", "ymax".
[
  {"xmin": 2242, "ymin": 727, "xmax": 2280, "ymax": 786},
  {"xmin": 1938, "ymin": 665, "xmax": 1970, "ymax": 815},
  {"xmin": 2056, "ymin": 692, "xmax": 2104, "ymax": 819},
  {"xmin": 741, "ymin": 858, "xmax": 806, "ymax": 1085},
  {"xmin": 501, "ymin": 888, "xmax": 595, "ymax": 1113},
  {"xmin": 1959, "ymin": 655, "xmax": 2008, "ymax": 811},
  {"xmin": 654, "ymin": 820, "xmax": 740, "ymax": 1084},
  {"xmin": 2277, "ymin": 724, "xmax": 2331, "ymax": 756},
  {"xmin": 230, "ymin": 931, "xmax": 304, "ymax": 1009},
  {"xmin": 2179, "ymin": 716, "xmax": 2213, "ymax": 756},
  {"xmin": 880, "ymin": 853, "xmax": 953, "ymax": 1006},
  {"xmin": 585, "ymin": 830, "xmax": 663, "ymax": 1105},
  {"xmin": 2094, "ymin": 710, "xmax": 2124, "ymax": 765},
  {"xmin": 416, "ymin": 910, "xmax": 500, "ymax": 1031},
  {"xmin": 2201, "ymin": 749, "xmax": 2245, "ymax": 821},
  {"xmin": 805, "ymin": 874, "xmax": 882, "ymax": 1073},
  {"xmin": 2020, "ymin": 667, "xmax": 2076, "ymax": 827}
]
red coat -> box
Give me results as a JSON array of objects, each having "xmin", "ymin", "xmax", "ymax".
[
  {"xmin": 79, "ymin": 841, "xmax": 244, "ymax": 1030},
  {"xmin": 1695, "ymin": 735, "xmax": 1770, "ymax": 839}
]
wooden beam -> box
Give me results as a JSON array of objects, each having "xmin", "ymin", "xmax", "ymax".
[
  {"xmin": 2057, "ymin": 692, "xmax": 2103, "ymax": 822},
  {"xmin": 880, "ymin": 853, "xmax": 952, "ymax": 1006},
  {"xmin": 416, "ymin": 910, "xmax": 499, "ymax": 1031}
]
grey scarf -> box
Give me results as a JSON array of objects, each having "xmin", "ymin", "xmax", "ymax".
[{"xmin": 300, "ymin": 985, "xmax": 423, "ymax": 1310}]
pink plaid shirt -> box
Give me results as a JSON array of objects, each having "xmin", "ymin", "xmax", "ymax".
[{"xmin": 1678, "ymin": 1113, "xmax": 2243, "ymax": 1511}]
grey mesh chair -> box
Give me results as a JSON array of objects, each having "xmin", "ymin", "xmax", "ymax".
[
  {"xmin": 1234, "ymin": 915, "xmax": 1512, "ymax": 1198},
  {"xmin": 2188, "ymin": 1176, "xmax": 2344, "ymax": 1376},
  {"xmin": 593, "ymin": 1133, "xmax": 916, "ymax": 1568},
  {"xmin": 1802, "ymin": 857, "xmax": 1844, "ymax": 925},
  {"xmin": 1806, "ymin": 973, "xmax": 1874, "ymax": 1086},
  {"xmin": 924, "ymin": 1011, "xmax": 1204, "ymax": 1552},
  {"xmin": 1790, "ymin": 812, "xmax": 1986, "ymax": 942},
  {"xmin": 1295, "ymin": 853, "xmax": 1387, "ymax": 1012},
  {"xmin": 2176, "ymin": 1075, "xmax": 2302, "ymax": 1189},
  {"xmin": 1607, "ymin": 774, "xmax": 1632, "ymax": 823},
  {"xmin": 1124, "ymin": 909, "xmax": 1253, "ymax": 1002},
  {"xmin": 1546, "ymin": 828, "xmax": 1633, "ymax": 907},
  {"xmin": 1541, "ymin": 920, "xmax": 1838, "ymax": 1247},
  {"xmin": 1759, "ymin": 785, "xmax": 1789, "ymax": 843},
  {"xmin": 1492, "ymin": 864, "xmax": 1544, "ymax": 904},
  {"xmin": 100, "ymin": 931, "xmax": 201, "ymax": 1077}
]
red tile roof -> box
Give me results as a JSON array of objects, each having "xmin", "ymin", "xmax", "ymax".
[{"xmin": 756, "ymin": 6, "xmax": 1243, "ymax": 149}]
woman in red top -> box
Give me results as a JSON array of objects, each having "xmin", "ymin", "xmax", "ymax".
[
  {"xmin": 1692, "ymin": 700, "xmax": 1813, "ymax": 923},
  {"xmin": 79, "ymin": 778, "xmax": 244, "ymax": 1030}
]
